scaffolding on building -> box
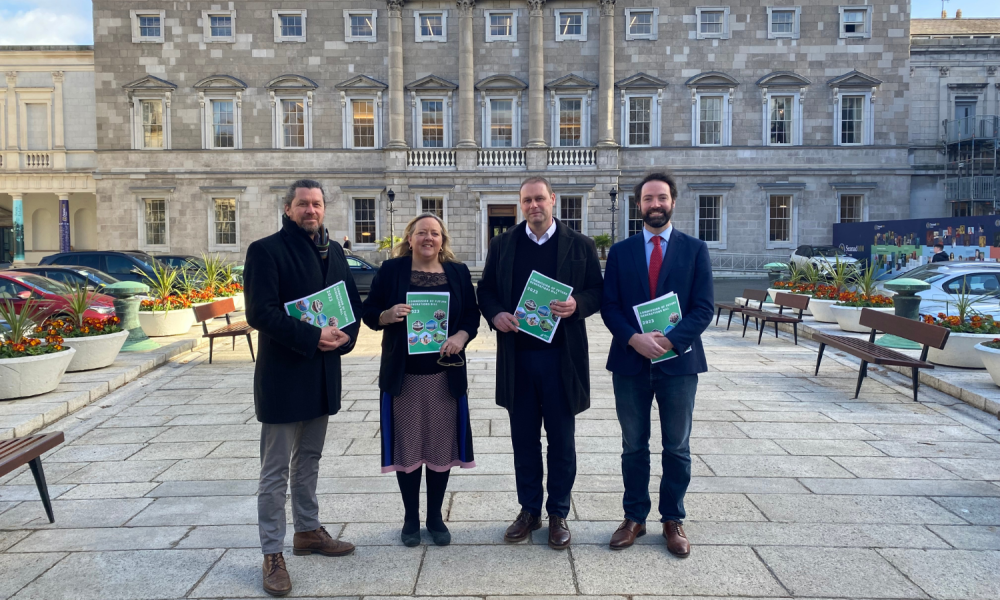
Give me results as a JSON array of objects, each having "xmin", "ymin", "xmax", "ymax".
[{"xmin": 943, "ymin": 114, "xmax": 999, "ymax": 216}]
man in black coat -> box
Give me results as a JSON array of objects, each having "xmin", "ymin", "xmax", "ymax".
[
  {"xmin": 931, "ymin": 242, "xmax": 950, "ymax": 263},
  {"xmin": 244, "ymin": 179, "xmax": 362, "ymax": 597},
  {"xmin": 477, "ymin": 176, "xmax": 604, "ymax": 550}
]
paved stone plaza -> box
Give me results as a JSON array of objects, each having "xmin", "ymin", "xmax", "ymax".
[{"xmin": 0, "ymin": 318, "xmax": 999, "ymax": 599}]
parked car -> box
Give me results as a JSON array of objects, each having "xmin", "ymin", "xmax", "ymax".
[
  {"xmin": 0, "ymin": 272, "xmax": 116, "ymax": 321},
  {"xmin": 347, "ymin": 256, "xmax": 378, "ymax": 295},
  {"xmin": 11, "ymin": 266, "xmax": 120, "ymax": 291},
  {"xmin": 789, "ymin": 245, "xmax": 859, "ymax": 272},
  {"xmin": 877, "ymin": 262, "xmax": 1000, "ymax": 317},
  {"xmin": 156, "ymin": 254, "xmax": 204, "ymax": 271},
  {"xmin": 39, "ymin": 251, "xmax": 162, "ymax": 284}
]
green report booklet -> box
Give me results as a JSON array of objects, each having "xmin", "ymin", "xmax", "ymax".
[
  {"xmin": 284, "ymin": 281, "xmax": 356, "ymax": 329},
  {"xmin": 632, "ymin": 292, "xmax": 688, "ymax": 364},
  {"xmin": 514, "ymin": 271, "xmax": 574, "ymax": 344},
  {"xmin": 406, "ymin": 292, "xmax": 451, "ymax": 355}
]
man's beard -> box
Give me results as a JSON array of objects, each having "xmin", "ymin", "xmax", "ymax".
[{"xmin": 643, "ymin": 207, "xmax": 671, "ymax": 228}]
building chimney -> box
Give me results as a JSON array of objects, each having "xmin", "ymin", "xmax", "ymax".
[
  {"xmin": 942, "ymin": 10, "xmax": 947, "ymax": 18},
  {"xmin": 956, "ymin": 9, "xmax": 963, "ymax": 18}
]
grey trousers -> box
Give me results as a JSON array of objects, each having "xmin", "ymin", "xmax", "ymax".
[{"xmin": 258, "ymin": 414, "xmax": 329, "ymax": 554}]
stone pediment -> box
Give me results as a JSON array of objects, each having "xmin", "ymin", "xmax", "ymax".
[
  {"xmin": 827, "ymin": 70, "xmax": 882, "ymax": 88},
  {"xmin": 193, "ymin": 75, "xmax": 248, "ymax": 91},
  {"xmin": 266, "ymin": 74, "xmax": 319, "ymax": 91},
  {"xmin": 685, "ymin": 71, "xmax": 740, "ymax": 88},
  {"xmin": 122, "ymin": 75, "xmax": 177, "ymax": 91},
  {"xmin": 756, "ymin": 71, "xmax": 811, "ymax": 87},
  {"xmin": 615, "ymin": 73, "xmax": 668, "ymax": 89},
  {"xmin": 475, "ymin": 74, "xmax": 528, "ymax": 91},
  {"xmin": 545, "ymin": 74, "xmax": 598, "ymax": 91},
  {"xmin": 335, "ymin": 75, "xmax": 389, "ymax": 92},
  {"xmin": 405, "ymin": 75, "xmax": 458, "ymax": 91}
]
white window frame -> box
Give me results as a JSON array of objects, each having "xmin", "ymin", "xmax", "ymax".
[
  {"xmin": 554, "ymin": 9, "xmax": 588, "ymax": 42},
  {"xmin": 485, "ymin": 9, "xmax": 517, "ymax": 42},
  {"xmin": 349, "ymin": 194, "xmax": 381, "ymax": 249},
  {"xmin": 137, "ymin": 195, "xmax": 170, "ymax": 253},
  {"xmin": 552, "ymin": 93, "xmax": 591, "ymax": 147},
  {"xmin": 766, "ymin": 6, "xmax": 801, "ymax": 40},
  {"xmin": 838, "ymin": 5, "xmax": 872, "ymax": 40},
  {"xmin": 131, "ymin": 95, "xmax": 171, "ymax": 150},
  {"xmin": 412, "ymin": 94, "xmax": 453, "ymax": 149},
  {"xmin": 201, "ymin": 94, "xmax": 242, "ymax": 150},
  {"xmin": 273, "ymin": 9, "xmax": 307, "ymax": 43},
  {"xmin": 834, "ymin": 90, "xmax": 873, "ymax": 146},
  {"xmin": 206, "ymin": 193, "xmax": 242, "ymax": 253},
  {"xmin": 625, "ymin": 8, "xmax": 659, "ymax": 41},
  {"xmin": 695, "ymin": 6, "xmax": 730, "ymax": 40},
  {"xmin": 416, "ymin": 194, "xmax": 448, "ymax": 221},
  {"xmin": 343, "ymin": 94, "xmax": 383, "ymax": 149},
  {"xmin": 272, "ymin": 94, "xmax": 312, "ymax": 149},
  {"xmin": 762, "ymin": 91, "xmax": 802, "ymax": 146},
  {"xmin": 414, "ymin": 10, "xmax": 448, "ymax": 42},
  {"xmin": 696, "ymin": 194, "xmax": 727, "ymax": 249},
  {"xmin": 131, "ymin": 10, "xmax": 165, "ymax": 43},
  {"xmin": 692, "ymin": 91, "xmax": 732, "ymax": 147},
  {"xmin": 345, "ymin": 9, "xmax": 377, "ymax": 43},
  {"xmin": 762, "ymin": 190, "xmax": 800, "ymax": 250},
  {"xmin": 837, "ymin": 192, "xmax": 866, "ymax": 224},
  {"xmin": 482, "ymin": 94, "xmax": 522, "ymax": 148},
  {"xmin": 556, "ymin": 193, "xmax": 587, "ymax": 234},
  {"xmin": 621, "ymin": 92, "xmax": 661, "ymax": 148},
  {"xmin": 202, "ymin": 9, "xmax": 236, "ymax": 43}
]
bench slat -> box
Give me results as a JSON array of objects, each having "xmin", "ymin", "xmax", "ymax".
[
  {"xmin": 859, "ymin": 308, "xmax": 949, "ymax": 349},
  {"xmin": 0, "ymin": 432, "xmax": 65, "ymax": 478},
  {"xmin": 813, "ymin": 333, "xmax": 934, "ymax": 368}
]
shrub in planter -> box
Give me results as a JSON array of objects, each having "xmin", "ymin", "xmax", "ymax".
[
  {"xmin": 831, "ymin": 261, "xmax": 894, "ymax": 333},
  {"xmin": 138, "ymin": 261, "xmax": 195, "ymax": 336},
  {"xmin": 44, "ymin": 312, "xmax": 127, "ymax": 372},
  {"xmin": 923, "ymin": 312, "xmax": 1000, "ymax": 369},
  {"xmin": 0, "ymin": 299, "xmax": 74, "ymax": 400}
]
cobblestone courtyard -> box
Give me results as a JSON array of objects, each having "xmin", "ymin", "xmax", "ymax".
[{"xmin": 0, "ymin": 318, "xmax": 998, "ymax": 599}]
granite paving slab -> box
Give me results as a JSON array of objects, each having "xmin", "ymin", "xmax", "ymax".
[
  {"xmin": 755, "ymin": 546, "xmax": 928, "ymax": 598},
  {"xmin": 879, "ymin": 549, "xmax": 1000, "ymax": 600}
]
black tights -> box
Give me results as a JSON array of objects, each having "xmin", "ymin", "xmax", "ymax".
[{"xmin": 396, "ymin": 466, "xmax": 450, "ymax": 533}]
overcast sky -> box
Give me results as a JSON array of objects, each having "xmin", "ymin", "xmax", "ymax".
[{"xmin": 0, "ymin": 0, "xmax": 997, "ymax": 46}]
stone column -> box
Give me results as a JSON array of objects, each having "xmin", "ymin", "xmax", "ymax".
[
  {"xmin": 456, "ymin": 0, "xmax": 477, "ymax": 148},
  {"xmin": 526, "ymin": 0, "xmax": 547, "ymax": 147},
  {"xmin": 58, "ymin": 193, "xmax": 70, "ymax": 253},
  {"xmin": 11, "ymin": 194, "xmax": 24, "ymax": 265},
  {"xmin": 52, "ymin": 71, "xmax": 66, "ymax": 149},
  {"xmin": 386, "ymin": 0, "xmax": 407, "ymax": 149},
  {"xmin": 596, "ymin": 1, "xmax": 617, "ymax": 147}
]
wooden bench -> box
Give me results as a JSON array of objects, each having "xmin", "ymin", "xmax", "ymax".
[
  {"xmin": 0, "ymin": 432, "xmax": 65, "ymax": 523},
  {"xmin": 193, "ymin": 298, "xmax": 256, "ymax": 365},
  {"xmin": 741, "ymin": 292, "xmax": 810, "ymax": 345},
  {"xmin": 715, "ymin": 289, "xmax": 769, "ymax": 330},
  {"xmin": 813, "ymin": 308, "xmax": 949, "ymax": 402}
]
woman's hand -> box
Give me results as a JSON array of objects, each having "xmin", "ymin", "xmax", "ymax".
[
  {"xmin": 440, "ymin": 330, "xmax": 470, "ymax": 356},
  {"xmin": 379, "ymin": 303, "xmax": 412, "ymax": 325}
]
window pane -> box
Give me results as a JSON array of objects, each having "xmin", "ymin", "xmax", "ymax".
[
  {"xmin": 769, "ymin": 195, "xmax": 791, "ymax": 242},
  {"xmin": 280, "ymin": 14, "xmax": 302, "ymax": 37},
  {"xmin": 629, "ymin": 12, "xmax": 652, "ymax": 35},
  {"xmin": 210, "ymin": 15, "xmax": 231, "ymax": 37},
  {"xmin": 771, "ymin": 11, "xmax": 794, "ymax": 33},
  {"xmin": 351, "ymin": 14, "xmax": 374, "ymax": 37},
  {"xmin": 700, "ymin": 11, "xmax": 723, "ymax": 34},
  {"xmin": 628, "ymin": 97, "xmax": 651, "ymax": 146},
  {"xmin": 559, "ymin": 98, "xmax": 582, "ymax": 146},
  {"xmin": 214, "ymin": 198, "xmax": 237, "ymax": 245},
  {"xmin": 141, "ymin": 100, "xmax": 163, "ymax": 148},
  {"xmin": 839, "ymin": 194, "xmax": 864, "ymax": 223},
  {"xmin": 420, "ymin": 14, "xmax": 443, "ymax": 37},
  {"xmin": 282, "ymin": 99, "xmax": 304, "ymax": 148},
  {"xmin": 354, "ymin": 198, "xmax": 376, "ymax": 244},
  {"xmin": 421, "ymin": 197, "xmax": 444, "ymax": 219},
  {"xmin": 144, "ymin": 199, "xmax": 166, "ymax": 246},
  {"xmin": 560, "ymin": 13, "xmax": 582, "ymax": 36},
  {"xmin": 352, "ymin": 100, "xmax": 375, "ymax": 148},
  {"xmin": 490, "ymin": 14, "xmax": 512, "ymax": 37},
  {"xmin": 560, "ymin": 196, "xmax": 583, "ymax": 232},
  {"xmin": 698, "ymin": 196, "xmax": 722, "ymax": 243},
  {"xmin": 212, "ymin": 100, "xmax": 235, "ymax": 148},
  {"xmin": 769, "ymin": 96, "xmax": 793, "ymax": 145},
  {"xmin": 699, "ymin": 96, "xmax": 722, "ymax": 145},
  {"xmin": 841, "ymin": 96, "xmax": 863, "ymax": 144},
  {"xmin": 490, "ymin": 99, "xmax": 513, "ymax": 147},
  {"xmin": 628, "ymin": 197, "xmax": 643, "ymax": 237},
  {"xmin": 844, "ymin": 10, "xmax": 865, "ymax": 33},
  {"xmin": 139, "ymin": 15, "xmax": 161, "ymax": 37},
  {"xmin": 421, "ymin": 100, "xmax": 444, "ymax": 148}
]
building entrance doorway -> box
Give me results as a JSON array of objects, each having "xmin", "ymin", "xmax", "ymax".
[{"xmin": 488, "ymin": 205, "xmax": 517, "ymax": 242}]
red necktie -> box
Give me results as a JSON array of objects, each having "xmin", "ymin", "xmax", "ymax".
[{"xmin": 649, "ymin": 235, "xmax": 662, "ymax": 300}]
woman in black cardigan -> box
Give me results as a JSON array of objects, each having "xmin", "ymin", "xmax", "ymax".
[{"xmin": 362, "ymin": 213, "xmax": 480, "ymax": 547}]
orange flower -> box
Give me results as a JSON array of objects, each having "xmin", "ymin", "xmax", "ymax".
[{"xmin": 12, "ymin": 344, "xmax": 25, "ymax": 353}]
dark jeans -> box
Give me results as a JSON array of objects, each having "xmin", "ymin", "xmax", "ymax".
[
  {"xmin": 510, "ymin": 347, "xmax": 575, "ymax": 519},
  {"xmin": 612, "ymin": 365, "xmax": 697, "ymax": 524}
]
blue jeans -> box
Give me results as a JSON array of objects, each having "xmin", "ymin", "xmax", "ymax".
[{"xmin": 612, "ymin": 366, "xmax": 697, "ymax": 524}]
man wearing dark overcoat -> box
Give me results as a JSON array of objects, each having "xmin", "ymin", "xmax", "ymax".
[
  {"xmin": 477, "ymin": 176, "xmax": 604, "ymax": 550},
  {"xmin": 245, "ymin": 179, "xmax": 362, "ymax": 597}
]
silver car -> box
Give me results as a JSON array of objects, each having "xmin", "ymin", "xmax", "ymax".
[
  {"xmin": 789, "ymin": 245, "xmax": 860, "ymax": 271},
  {"xmin": 876, "ymin": 262, "xmax": 1000, "ymax": 317}
]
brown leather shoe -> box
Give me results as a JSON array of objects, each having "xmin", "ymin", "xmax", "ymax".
[
  {"xmin": 292, "ymin": 526, "xmax": 356, "ymax": 557},
  {"xmin": 609, "ymin": 519, "xmax": 646, "ymax": 550},
  {"xmin": 548, "ymin": 515, "xmax": 571, "ymax": 550},
  {"xmin": 262, "ymin": 552, "xmax": 291, "ymax": 597},
  {"xmin": 504, "ymin": 510, "xmax": 542, "ymax": 543},
  {"xmin": 663, "ymin": 520, "xmax": 691, "ymax": 558}
]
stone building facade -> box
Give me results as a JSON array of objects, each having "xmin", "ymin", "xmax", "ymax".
[
  {"xmin": 91, "ymin": 0, "xmax": 913, "ymax": 265},
  {"xmin": 0, "ymin": 46, "xmax": 98, "ymax": 265}
]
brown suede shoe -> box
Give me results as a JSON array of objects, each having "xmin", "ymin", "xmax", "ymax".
[
  {"xmin": 504, "ymin": 510, "xmax": 542, "ymax": 543},
  {"xmin": 292, "ymin": 526, "xmax": 356, "ymax": 557},
  {"xmin": 609, "ymin": 519, "xmax": 646, "ymax": 550},
  {"xmin": 663, "ymin": 520, "xmax": 691, "ymax": 558},
  {"xmin": 548, "ymin": 515, "xmax": 571, "ymax": 550},
  {"xmin": 262, "ymin": 552, "xmax": 291, "ymax": 597}
]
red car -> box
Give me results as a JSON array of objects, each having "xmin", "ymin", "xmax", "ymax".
[{"xmin": 0, "ymin": 272, "xmax": 116, "ymax": 322}]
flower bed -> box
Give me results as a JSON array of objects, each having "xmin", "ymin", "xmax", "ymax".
[
  {"xmin": 924, "ymin": 313, "xmax": 1000, "ymax": 369},
  {"xmin": 41, "ymin": 316, "xmax": 128, "ymax": 372}
]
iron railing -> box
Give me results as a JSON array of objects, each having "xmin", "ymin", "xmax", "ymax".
[
  {"xmin": 711, "ymin": 252, "xmax": 789, "ymax": 272},
  {"xmin": 945, "ymin": 115, "xmax": 999, "ymax": 143},
  {"xmin": 945, "ymin": 176, "xmax": 998, "ymax": 201}
]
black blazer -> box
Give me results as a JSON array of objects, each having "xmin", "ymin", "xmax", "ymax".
[
  {"xmin": 244, "ymin": 217, "xmax": 363, "ymax": 424},
  {"xmin": 477, "ymin": 219, "xmax": 604, "ymax": 415},
  {"xmin": 361, "ymin": 256, "xmax": 480, "ymax": 398}
]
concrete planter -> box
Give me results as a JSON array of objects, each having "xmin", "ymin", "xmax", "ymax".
[
  {"xmin": 232, "ymin": 293, "xmax": 245, "ymax": 312},
  {"xmin": 808, "ymin": 298, "xmax": 839, "ymax": 323},
  {"xmin": 0, "ymin": 348, "xmax": 76, "ymax": 400},
  {"xmin": 830, "ymin": 305, "xmax": 895, "ymax": 333},
  {"xmin": 63, "ymin": 330, "xmax": 129, "ymax": 372},
  {"xmin": 929, "ymin": 332, "xmax": 991, "ymax": 369},
  {"xmin": 974, "ymin": 343, "xmax": 1000, "ymax": 384},
  {"xmin": 138, "ymin": 309, "xmax": 195, "ymax": 337}
]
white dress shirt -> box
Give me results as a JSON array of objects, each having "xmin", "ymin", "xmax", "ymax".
[{"xmin": 526, "ymin": 220, "xmax": 557, "ymax": 245}]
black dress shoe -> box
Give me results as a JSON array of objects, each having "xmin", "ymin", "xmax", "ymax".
[
  {"xmin": 427, "ymin": 521, "xmax": 451, "ymax": 546},
  {"xmin": 548, "ymin": 515, "xmax": 571, "ymax": 550},
  {"xmin": 504, "ymin": 510, "xmax": 542, "ymax": 543}
]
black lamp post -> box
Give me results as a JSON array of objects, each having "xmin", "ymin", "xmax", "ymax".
[
  {"xmin": 608, "ymin": 186, "xmax": 619, "ymax": 244},
  {"xmin": 386, "ymin": 188, "xmax": 397, "ymax": 247}
]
